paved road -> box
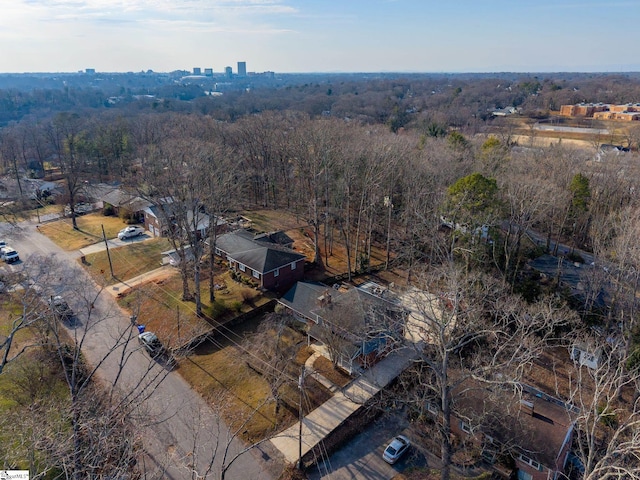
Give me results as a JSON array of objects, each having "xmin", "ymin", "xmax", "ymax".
[{"xmin": 1, "ymin": 220, "xmax": 273, "ymax": 480}]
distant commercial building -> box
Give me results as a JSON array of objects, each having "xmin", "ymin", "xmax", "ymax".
[
  {"xmin": 85, "ymin": 68, "xmax": 96, "ymax": 74},
  {"xmin": 193, "ymin": 67, "xmax": 202, "ymax": 75},
  {"xmin": 560, "ymin": 102, "xmax": 640, "ymax": 121},
  {"xmin": 204, "ymin": 68, "xmax": 213, "ymax": 76},
  {"xmin": 237, "ymin": 61, "xmax": 247, "ymax": 76},
  {"xmin": 225, "ymin": 66, "xmax": 233, "ymax": 78}
]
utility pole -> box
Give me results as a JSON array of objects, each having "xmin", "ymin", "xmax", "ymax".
[
  {"xmin": 297, "ymin": 365, "xmax": 305, "ymax": 470},
  {"xmin": 102, "ymin": 224, "xmax": 114, "ymax": 278}
]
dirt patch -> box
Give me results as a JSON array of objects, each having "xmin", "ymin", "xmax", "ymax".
[{"xmin": 312, "ymin": 355, "xmax": 353, "ymax": 388}]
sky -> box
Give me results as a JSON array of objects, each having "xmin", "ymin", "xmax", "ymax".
[{"xmin": 1, "ymin": 0, "xmax": 639, "ymax": 74}]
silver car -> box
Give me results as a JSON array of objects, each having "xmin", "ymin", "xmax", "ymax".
[
  {"xmin": 382, "ymin": 435, "xmax": 410, "ymax": 464},
  {"xmin": 118, "ymin": 225, "xmax": 145, "ymax": 240}
]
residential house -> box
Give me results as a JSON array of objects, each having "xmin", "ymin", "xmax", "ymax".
[
  {"xmin": 570, "ymin": 342, "xmax": 602, "ymax": 370},
  {"xmin": 144, "ymin": 203, "xmax": 223, "ymax": 239},
  {"xmin": 278, "ymin": 281, "xmax": 407, "ymax": 373},
  {"xmin": 99, "ymin": 188, "xmax": 150, "ymax": 222},
  {"xmin": 425, "ymin": 382, "xmax": 576, "ymax": 480},
  {"xmin": 212, "ymin": 229, "xmax": 305, "ymax": 292}
]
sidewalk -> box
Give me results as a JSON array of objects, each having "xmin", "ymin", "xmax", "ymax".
[
  {"xmin": 270, "ymin": 346, "xmax": 417, "ymax": 464},
  {"xmin": 107, "ymin": 266, "xmax": 176, "ymax": 298}
]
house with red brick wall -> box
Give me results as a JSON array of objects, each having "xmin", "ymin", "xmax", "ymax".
[
  {"xmin": 425, "ymin": 382, "xmax": 576, "ymax": 480},
  {"xmin": 211, "ymin": 229, "xmax": 305, "ymax": 292}
]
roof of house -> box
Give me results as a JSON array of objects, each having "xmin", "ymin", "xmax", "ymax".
[
  {"xmin": 254, "ymin": 230, "xmax": 294, "ymax": 246},
  {"xmin": 215, "ymin": 229, "xmax": 306, "ymax": 274},
  {"xmin": 101, "ymin": 188, "xmax": 151, "ymax": 211},
  {"xmin": 454, "ymin": 381, "xmax": 576, "ymax": 468},
  {"xmin": 279, "ymin": 281, "xmax": 334, "ymax": 320},
  {"xmin": 279, "ymin": 281, "xmax": 406, "ymax": 340}
]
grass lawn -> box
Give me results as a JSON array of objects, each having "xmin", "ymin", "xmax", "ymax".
[
  {"xmin": 38, "ymin": 213, "xmax": 129, "ymax": 250},
  {"xmin": 82, "ymin": 237, "xmax": 172, "ymax": 285},
  {"xmin": 0, "ymin": 293, "xmax": 38, "ymax": 359},
  {"xmin": 180, "ymin": 326, "xmax": 333, "ymax": 444},
  {"xmin": 115, "ymin": 269, "xmax": 272, "ymax": 349},
  {"xmin": 20, "ymin": 203, "xmax": 65, "ymax": 222}
]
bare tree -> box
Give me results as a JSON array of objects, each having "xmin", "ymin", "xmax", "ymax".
[
  {"xmin": 401, "ymin": 263, "xmax": 578, "ymax": 480},
  {"xmin": 563, "ymin": 331, "xmax": 640, "ymax": 480}
]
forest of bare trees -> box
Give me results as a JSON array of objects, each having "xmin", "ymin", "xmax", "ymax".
[{"xmin": 2, "ymin": 73, "xmax": 640, "ymax": 479}]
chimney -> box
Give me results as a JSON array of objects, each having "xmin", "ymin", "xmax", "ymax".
[{"xmin": 316, "ymin": 290, "xmax": 332, "ymax": 307}]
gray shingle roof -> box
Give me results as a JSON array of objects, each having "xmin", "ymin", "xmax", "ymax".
[{"xmin": 215, "ymin": 229, "xmax": 305, "ymax": 274}]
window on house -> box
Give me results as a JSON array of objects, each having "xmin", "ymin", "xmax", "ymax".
[
  {"xmin": 519, "ymin": 454, "xmax": 542, "ymax": 471},
  {"xmin": 239, "ymin": 264, "xmax": 245, "ymax": 272},
  {"xmin": 460, "ymin": 421, "xmax": 472, "ymax": 434},
  {"xmin": 274, "ymin": 268, "xmax": 279, "ymax": 277},
  {"xmin": 253, "ymin": 270, "xmax": 260, "ymax": 279},
  {"xmin": 291, "ymin": 261, "xmax": 296, "ymax": 270}
]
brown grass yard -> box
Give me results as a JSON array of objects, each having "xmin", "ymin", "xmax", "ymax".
[
  {"xmin": 0, "ymin": 293, "xmax": 38, "ymax": 359},
  {"xmin": 241, "ymin": 208, "xmax": 389, "ymax": 281},
  {"xmin": 179, "ymin": 332, "xmax": 333, "ymax": 444},
  {"xmin": 82, "ymin": 237, "xmax": 172, "ymax": 285},
  {"xmin": 38, "ymin": 213, "xmax": 129, "ymax": 250},
  {"xmin": 313, "ymin": 355, "xmax": 353, "ymax": 388},
  {"xmin": 115, "ymin": 269, "xmax": 272, "ymax": 348}
]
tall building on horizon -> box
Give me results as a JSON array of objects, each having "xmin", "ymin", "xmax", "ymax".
[
  {"xmin": 237, "ymin": 61, "xmax": 246, "ymax": 76},
  {"xmin": 224, "ymin": 66, "xmax": 232, "ymax": 78},
  {"xmin": 204, "ymin": 68, "xmax": 213, "ymax": 76},
  {"xmin": 193, "ymin": 67, "xmax": 201, "ymax": 75}
]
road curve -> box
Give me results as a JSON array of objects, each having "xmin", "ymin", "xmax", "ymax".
[{"xmin": 4, "ymin": 220, "xmax": 274, "ymax": 480}]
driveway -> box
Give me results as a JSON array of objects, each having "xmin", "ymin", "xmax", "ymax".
[
  {"xmin": 307, "ymin": 413, "xmax": 429, "ymax": 480},
  {"xmin": 79, "ymin": 231, "xmax": 151, "ymax": 255},
  {"xmin": 2, "ymin": 220, "xmax": 274, "ymax": 480}
]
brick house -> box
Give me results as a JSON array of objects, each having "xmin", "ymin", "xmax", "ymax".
[
  {"xmin": 425, "ymin": 382, "xmax": 576, "ymax": 480},
  {"xmin": 99, "ymin": 188, "xmax": 150, "ymax": 222},
  {"xmin": 212, "ymin": 229, "xmax": 305, "ymax": 292}
]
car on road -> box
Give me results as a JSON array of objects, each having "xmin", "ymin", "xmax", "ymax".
[
  {"xmin": 118, "ymin": 225, "xmax": 145, "ymax": 240},
  {"xmin": 49, "ymin": 295, "xmax": 74, "ymax": 322},
  {"xmin": 138, "ymin": 331, "xmax": 167, "ymax": 358},
  {"xmin": 382, "ymin": 435, "xmax": 411, "ymax": 464},
  {"xmin": 0, "ymin": 246, "xmax": 20, "ymax": 263}
]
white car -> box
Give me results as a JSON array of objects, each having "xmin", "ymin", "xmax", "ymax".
[
  {"xmin": 118, "ymin": 225, "xmax": 145, "ymax": 240},
  {"xmin": 382, "ymin": 435, "xmax": 410, "ymax": 464},
  {"xmin": 0, "ymin": 246, "xmax": 20, "ymax": 263}
]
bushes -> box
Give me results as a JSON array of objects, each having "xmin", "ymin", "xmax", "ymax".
[{"xmin": 209, "ymin": 300, "xmax": 228, "ymax": 319}]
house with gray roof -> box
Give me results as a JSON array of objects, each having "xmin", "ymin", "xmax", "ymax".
[
  {"xmin": 278, "ymin": 281, "xmax": 407, "ymax": 373},
  {"xmin": 212, "ymin": 229, "xmax": 306, "ymax": 292}
]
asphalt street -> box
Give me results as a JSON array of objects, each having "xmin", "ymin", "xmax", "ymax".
[{"xmin": 0, "ymin": 219, "xmax": 274, "ymax": 480}]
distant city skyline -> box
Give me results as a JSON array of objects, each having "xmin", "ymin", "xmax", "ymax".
[{"xmin": 2, "ymin": 1, "xmax": 640, "ymax": 74}]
